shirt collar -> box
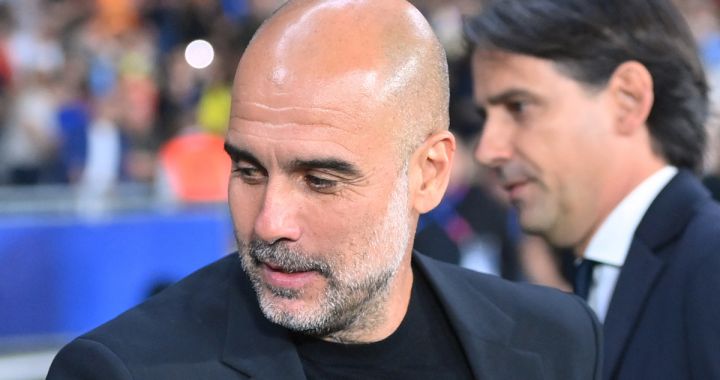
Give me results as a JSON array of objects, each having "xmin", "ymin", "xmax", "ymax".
[{"xmin": 583, "ymin": 166, "xmax": 677, "ymax": 267}]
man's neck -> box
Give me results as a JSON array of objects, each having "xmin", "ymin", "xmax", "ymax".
[{"xmin": 575, "ymin": 163, "xmax": 677, "ymax": 257}]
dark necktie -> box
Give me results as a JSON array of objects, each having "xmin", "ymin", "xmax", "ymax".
[{"xmin": 573, "ymin": 259, "xmax": 597, "ymax": 300}]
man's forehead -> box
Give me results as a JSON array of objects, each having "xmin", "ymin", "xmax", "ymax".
[
  {"xmin": 230, "ymin": 101, "xmax": 362, "ymax": 136},
  {"xmin": 234, "ymin": 69, "xmax": 381, "ymax": 114},
  {"xmin": 227, "ymin": 99, "xmax": 396, "ymax": 151},
  {"xmin": 472, "ymin": 50, "xmax": 564, "ymax": 100},
  {"xmin": 231, "ymin": 67, "xmax": 402, "ymax": 139},
  {"xmin": 473, "ymin": 50, "xmax": 544, "ymax": 79}
]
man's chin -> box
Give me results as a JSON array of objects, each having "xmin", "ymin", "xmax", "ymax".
[
  {"xmin": 256, "ymin": 293, "xmax": 337, "ymax": 335},
  {"xmin": 260, "ymin": 287, "xmax": 310, "ymax": 311},
  {"xmin": 256, "ymin": 284, "xmax": 322, "ymax": 317}
]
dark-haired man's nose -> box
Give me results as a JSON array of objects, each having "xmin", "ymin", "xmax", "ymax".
[{"xmin": 474, "ymin": 117, "xmax": 514, "ymax": 167}]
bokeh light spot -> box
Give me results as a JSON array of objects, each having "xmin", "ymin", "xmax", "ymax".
[{"xmin": 185, "ymin": 39, "xmax": 215, "ymax": 69}]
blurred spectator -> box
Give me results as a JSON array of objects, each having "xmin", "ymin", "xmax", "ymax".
[
  {"xmin": 93, "ymin": 0, "xmax": 139, "ymax": 38},
  {"xmin": 55, "ymin": 56, "xmax": 91, "ymax": 183},
  {"xmin": 157, "ymin": 131, "xmax": 230, "ymax": 202},
  {"xmin": 0, "ymin": 4, "xmax": 14, "ymax": 88},
  {"xmin": 0, "ymin": 0, "xmax": 262, "ymax": 190},
  {"xmin": 78, "ymin": 94, "xmax": 124, "ymax": 197},
  {"xmin": 6, "ymin": 11, "xmax": 64, "ymax": 78},
  {"xmin": 0, "ymin": 71, "xmax": 60, "ymax": 185},
  {"xmin": 197, "ymin": 59, "xmax": 232, "ymax": 135},
  {"xmin": 672, "ymin": 0, "xmax": 720, "ymax": 201}
]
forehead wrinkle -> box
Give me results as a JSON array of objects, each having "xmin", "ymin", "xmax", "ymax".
[
  {"xmin": 226, "ymin": 126, "xmax": 358, "ymax": 157},
  {"xmin": 232, "ymin": 101, "xmax": 363, "ymax": 132},
  {"xmin": 230, "ymin": 115, "xmax": 342, "ymax": 131}
]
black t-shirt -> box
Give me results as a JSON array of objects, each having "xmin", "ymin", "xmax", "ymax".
[{"xmin": 292, "ymin": 267, "xmax": 474, "ymax": 380}]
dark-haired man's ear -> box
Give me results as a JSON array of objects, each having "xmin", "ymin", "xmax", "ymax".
[
  {"xmin": 409, "ymin": 130, "xmax": 456, "ymax": 214},
  {"xmin": 609, "ymin": 61, "xmax": 654, "ymax": 135}
]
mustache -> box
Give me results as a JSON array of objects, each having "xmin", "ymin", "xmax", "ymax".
[{"xmin": 243, "ymin": 239, "xmax": 332, "ymax": 277}]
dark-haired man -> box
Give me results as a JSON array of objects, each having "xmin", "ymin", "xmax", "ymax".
[
  {"xmin": 47, "ymin": 0, "xmax": 601, "ymax": 379},
  {"xmin": 467, "ymin": 1, "xmax": 720, "ymax": 379}
]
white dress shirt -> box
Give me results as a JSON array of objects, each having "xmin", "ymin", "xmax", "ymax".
[{"xmin": 583, "ymin": 166, "xmax": 677, "ymax": 322}]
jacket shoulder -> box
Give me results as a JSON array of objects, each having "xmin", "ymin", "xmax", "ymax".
[{"xmin": 415, "ymin": 253, "xmax": 602, "ymax": 379}]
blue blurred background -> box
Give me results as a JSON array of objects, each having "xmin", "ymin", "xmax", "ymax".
[
  {"xmin": 0, "ymin": 204, "xmax": 232, "ymax": 338},
  {"xmin": 2, "ymin": 0, "xmax": 720, "ymax": 378}
]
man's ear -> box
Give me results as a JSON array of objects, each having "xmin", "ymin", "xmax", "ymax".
[
  {"xmin": 608, "ymin": 61, "xmax": 654, "ymax": 135},
  {"xmin": 409, "ymin": 130, "xmax": 455, "ymax": 214}
]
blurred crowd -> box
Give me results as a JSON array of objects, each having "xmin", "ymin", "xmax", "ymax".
[
  {"xmin": 1, "ymin": 0, "xmax": 719, "ymax": 186},
  {"xmin": 0, "ymin": 0, "xmax": 281, "ymax": 197},
  {"xmin": 1, "ymin": 0, "xmax": 720, "ymax": 286}
]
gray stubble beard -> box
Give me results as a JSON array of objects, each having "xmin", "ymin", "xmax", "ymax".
[{"xmin": 237, "ymin": 167, "xmax": 411, "ymax": 341}]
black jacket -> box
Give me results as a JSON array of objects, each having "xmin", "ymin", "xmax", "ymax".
[{"xmin": 48, "ymin": 252, "xmax": 601, "ymax": 379}]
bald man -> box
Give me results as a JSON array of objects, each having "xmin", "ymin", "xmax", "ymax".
[{"xmin": 47, "ymin": 1, "xmax": 601, "ymax": 379}]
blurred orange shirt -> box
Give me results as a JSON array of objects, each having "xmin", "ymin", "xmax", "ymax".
[{"xmin": 159, "ymin": 133, "xmax": 230, "ymax": 202}]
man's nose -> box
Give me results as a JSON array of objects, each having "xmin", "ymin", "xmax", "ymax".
[
  {"xmin": 254, "ymin": 180, "xmax": 302, "ymax": 244},
  {"xmin": 474, "ymin": 117, "xmax": 514, "ymax": 167}
]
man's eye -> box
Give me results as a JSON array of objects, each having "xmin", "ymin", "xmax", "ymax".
[
  {"xmin": 305, "ymin": 175, "xmax": 338, "ymax": 192},
  {"xmin": 233, "ymin": 166, "xmax": 265, "ymax": 184},
  {"xmin": 506, "ymin": 100, "xmax": 526, "ymax": 115}
]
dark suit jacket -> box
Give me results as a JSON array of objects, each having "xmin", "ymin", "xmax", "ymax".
[
  {"xmin": 603, "ymin": 171, "xmax": 720, "ymax": 380},
  {"xmin": 47, "ymin": 252, "xmax": 601, "ymax": 379}
]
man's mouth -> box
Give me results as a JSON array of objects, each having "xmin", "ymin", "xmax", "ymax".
[
  {"xmin": 261, "ymin": 262, "xmax": 320, "ymax": 289},
  {"xmin": 503, "ymin": 179, "xmax": 531, "ymax": 199},
  {"xmin": 265, "ymin": 261, "xmax": 302, "ymax": 273}
]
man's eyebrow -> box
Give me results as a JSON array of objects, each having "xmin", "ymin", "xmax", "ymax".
[
  {"xmin": 224, "ymin": 143, "xmax": 263, "ymax": 168},
  {"xmin": 289, "ymin": 158, "xmax": 361, "ymax": 177},
  {"xmin": 486, "ymin": 88, "xmax": 535, "ymax": 105},
  {"xmin": 224, "ymin": 142, "xmax": 360, "ymax": 177}
]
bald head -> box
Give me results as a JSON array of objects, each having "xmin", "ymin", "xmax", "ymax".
[{"xmin": 233, "ymin": 0, "xmax": 449, "ymax": 161}]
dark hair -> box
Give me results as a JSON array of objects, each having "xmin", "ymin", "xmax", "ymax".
[{"xmin": 465, "ymin": 0, "xmax": 709, "ymax": 172}]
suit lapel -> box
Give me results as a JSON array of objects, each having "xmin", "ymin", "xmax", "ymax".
[
  {"xmin": 220, "ymin": 257, "xmax": 306, "ymax": 380},
  {"xmin": 603, "ymin": 171, "xmax": 709, "ymax": 378},
  {"xmin": 415, "ymin": 254, "xmax": 545, "ymax": 379},
  {"xmin": 602, "ymin": 239, "xmax": 664, "ymax": 378}
]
